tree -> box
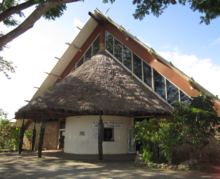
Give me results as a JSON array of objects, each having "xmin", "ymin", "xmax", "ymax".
[
  {"xmin": 133, "ymin": 118, "xmax": 166, "ymax": 162},
  {"xmin": 172, "ymin": 94, "xmax": 219, "ymax": 160},
  {"xmin": 0, "ymin": 0, "xmax": 81, "ymax": 49},
  {"xmin": 0, "ymin": 32, "xmax": 16, "ymax": 79},
  {"xmin": 151, "ymin": 122, "xmax": 183, "ymax": 165},
  {"xmin": 103, "ymin": 0, "xmax": 220, "ymax": 25}
]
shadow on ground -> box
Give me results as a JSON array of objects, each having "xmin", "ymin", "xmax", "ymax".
[{"xmin": 0, "ymin": 151, "xmax": 219, "ymax": 179}]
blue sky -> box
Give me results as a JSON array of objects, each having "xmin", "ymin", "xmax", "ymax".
[{"xmin": 0, "ymin": 0, "xmax": 220, "ymax": 119}]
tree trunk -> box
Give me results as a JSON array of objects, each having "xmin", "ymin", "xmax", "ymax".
[
  {"xmin": 0, "ymin": 0, "xmax": 80, "ymax": 48},
  {"xmin": 98, "ymin": 114, "xmax": 104, "ymax": 160},
  {"xmin": 32, "ymin": 119, "xmax": 36, "ymax": 151},
  {"xmin": 18, "ymin": 114, "xmax": 25, "ymax": 154},
  {"xmin": 38, "ymin": 111, "xmax": 45, "ymax": 158}
]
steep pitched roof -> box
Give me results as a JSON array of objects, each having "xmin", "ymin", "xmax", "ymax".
[
  {"xmin": 15, "ymin": 52, "xmax": 172, "ymax": 120},
  {"xmin": 94, "ymin": 9, "xmax": 220, "ymax": 103}
]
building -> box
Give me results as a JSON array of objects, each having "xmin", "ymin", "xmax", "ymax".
[{"xmin": 15, "ymin": 9, "xmax": 220, "ymax": 155}]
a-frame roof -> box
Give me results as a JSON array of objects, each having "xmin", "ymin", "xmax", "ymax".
[{"xmin": 16, "ymin": 9, "xmax": 220, "ymax": 119}]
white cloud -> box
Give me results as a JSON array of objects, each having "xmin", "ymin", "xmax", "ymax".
[
  {"xmin": 158, "ymin": 51, "xmax": 220, "ymax": 98},
  {"xmin": 210, "ymin": 37, "xmax": 220, "ymax": 46}
]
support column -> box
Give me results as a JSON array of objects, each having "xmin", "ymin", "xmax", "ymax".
[
  {"xmin": 32, "ymin": 119, "xmax": 36, "ymax": 151},
  {"xmin": 100, "ymin": 25, "xmax": 105, "ymax": 51},
  {"xmin": 98, "ymin": 113, "xmax": 104, "ymax": 160},
  {"xmin": 38, "ymin": 110, "xmax": 45, "ymax": 158},
  {"xmin": 19, "ymin": 114, "xmax": 25, "ymax": 154}
]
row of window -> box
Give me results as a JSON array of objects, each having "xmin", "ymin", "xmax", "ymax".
[
  {"xmin": 105, "ymin": 31, "xmax": 191, "ymax": 106},
  {"xmin": 74, "ymin": 34, "xmax": 100, "ymax": 69}
]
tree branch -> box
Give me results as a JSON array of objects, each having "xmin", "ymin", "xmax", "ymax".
[
  {"xmin": 0, "ymin": 0, "xmax": 36, "ymax": 23},
  {"xmin": 0, "ymin": 0, "xmax": 81, "ymax": 48},
  {"xmin": 0, "ymin": 0, "xmax": 6, "ymax": 12}
]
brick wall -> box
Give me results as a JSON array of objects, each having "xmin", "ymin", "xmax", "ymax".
[{"xmin": 23, "ymin": 121, "xmax": 59, "ymax": 150}]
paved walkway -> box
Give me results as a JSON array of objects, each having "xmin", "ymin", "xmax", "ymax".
[{"xmin": 0, "ymin": 151, "xmax": 219, "ymax": 179}]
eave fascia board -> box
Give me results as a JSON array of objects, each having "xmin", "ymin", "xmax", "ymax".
[{"xmin": 31, "ymin": 17, "xmax": 98, "ymax": 100}]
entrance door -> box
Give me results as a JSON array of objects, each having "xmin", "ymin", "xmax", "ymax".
[{"xmin": 128, "ymin": 128, "xmax": 136, "ymax": 153}]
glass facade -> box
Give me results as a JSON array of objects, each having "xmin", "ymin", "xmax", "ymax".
[
  {"xmin": 143, "ymin": 61, "xmax": 152, "ymax": 88},
  {"xmin": 123, "ymin": 46, "xmax": 132, "ymax": 71},
  {"xmin": 93, "ymin": 35, "xmax": 100, "ymax": 55},
  {"xmin": 154, "ymin": 70, "xmax": 166, "ymax": 100},
  {"xmin": 180, "ymin": 90, "xmax": 191, "ymax": 106},
  {"xmin": 114, "ymin": 39, "xmax": 123, "ymax": 62},
  {"xmin": 133, "ymin": 54, "xmax": 142, "ymax": 80},
  {"xmin": 85, "ymin": 46, "xmax": 92, "ymax": 62},
  {"xmin": 103, "ymin": 31, "xmax": 192, "ymax": 107},
  {"xmin": 106, "ymin": 31, "xmax": 113, "ymax": 54},
  {"xmin": 166, "ymin": 80, "xmax": 179, "ymax": 106}
]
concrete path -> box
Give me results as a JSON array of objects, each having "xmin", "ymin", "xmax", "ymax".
[{"xmin": 0, "ymin": 151, "xmax": 219, "ymax": 179}]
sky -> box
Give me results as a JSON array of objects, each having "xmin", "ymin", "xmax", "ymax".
[{"xmin": 0, "ymin": 0, "xmax": 220, "ymax": 120}]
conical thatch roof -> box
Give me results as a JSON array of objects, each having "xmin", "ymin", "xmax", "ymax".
[{"xmin": 15, "ymin": 51, "xmax": 172, "ymax": 120}]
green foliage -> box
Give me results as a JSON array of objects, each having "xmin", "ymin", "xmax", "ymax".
[
  {"xmin": 172, "ymin": 93, "xmax": 219, "ymax": 158},
  {"xmin": 24, "ymin": 130, "xmax": 33, "ymax": 144},
  {"xmin": 142, "ymin": 144, "xmax": 153, "ymax": 162},
  {"xmin": 43, "ymin": 4, "xmax": 67, "ymax": 20},
  {"xmin": 0, "ymin": 110, "xmax": 20, "ymax": 150},
  {"xmin": 103, "ymin": 0, "xmax": 220, "ymax": 25},
  {"xmin": 133, "ymin": 118, "xmax": 162, "ymax": 145},
  {"xmin": 0, "ymin": 32, "xmax": 16, "ymax": 79},
  {"xmin": 151, "ymin": 122, "xmax": 182, "ymax": 164}
]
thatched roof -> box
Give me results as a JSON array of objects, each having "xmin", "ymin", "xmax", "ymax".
[{"xmin": 15, "ymin": 51, "xmax": 172, "ymax": 120}]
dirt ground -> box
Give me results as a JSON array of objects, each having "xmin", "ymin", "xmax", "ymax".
[{"xmin": 0, "ymin": 150, "xmax": 220, "ymax": 179}]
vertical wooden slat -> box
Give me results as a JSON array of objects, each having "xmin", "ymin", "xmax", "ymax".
[
  {"xmin": 38, "ymin": 110, "xmax": 45, "ymax": 158},
  {"xmin": 18, "ymin": 114, "xmax": 25, "ymax": 154},
  {"xmin": 98, "ymin": 113, "xmax": 104, "ymax": 160},
  {"xmin": 32, "ymin": 119, "xmax": 36, "ymax": 151}
]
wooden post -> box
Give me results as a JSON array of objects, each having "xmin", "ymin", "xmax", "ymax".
[
  {"xmin": 19, "ymin": 114, "xmax": 25, "ymax": 154},
  {"xmin": 98, "ymin": 113, "xmax": 104, "ymax": 160},
  {"xmin": 32, "ymin": 119, "xmax": 36, "ymax": 151},
  {"xmin": 38, "ymin": 110, "xmax": 45, "ymax": 158}
]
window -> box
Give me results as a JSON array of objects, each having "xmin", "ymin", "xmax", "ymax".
[
  {"xmin": 93, "ymin": 35, "xmax": 100, "ymax": 55},
  {"xmin": 180, "ymin": 90, "xmax": 191, "ymax": 106},
  {"xmin": 166, "ymin": 80, "xmax": 179, "ymax": 106},
  {"xmin": 123, "ymin": 46, "xmax": 132, "ymax": 71},
  {"xmin": 77, "ymin": 57, "xmax": 84, "ymax": 68},
  {"xmin": 114, "ymin": 39, "xmax": 123, "ymax": 62},
  {"xmin": 143, "ymin": 61, "xmax": 152, "ymax": 88},
  {"xmin": 104, "ymin": 31, "xmax": 193, "ymax": 107},
  {"xmin": 59, "ymin": 121, "xmax": 66, "ymax": 129},
  {"xmin": 133, "ymin": 53, "xmax": 142, "ymax": 80},
  {"xmin": 154, "ymin": 70, "xmax": 166, "ymax": 100},
  {"xmin": 106, "ymin": 31, "xmax": 113, "ymax": 54},
  {"xmin": 85, "ymin": 46, "xmax": 92, "ymax": 62},
  {"xmin": 104, "ymin": 128, "xmax": 114, "ymax": 141}
]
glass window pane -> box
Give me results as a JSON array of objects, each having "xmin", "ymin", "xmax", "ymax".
[
  {"xmin": 166, "ymin": 80, "xmax": 179, "ymax": 106},
  {"xmin": 114, "ymin": 39, "xmax": 122, "ymax": 62},
  {"xmin": 77, "ymin": 57, "xmax": 84, "ymax": 68},
  {"xmin": 123, "ymin": 46, "xmax": 132, "ymax": 71},
  {"xmin": 154, "ymin": 70, "xmax": 166, "ymax": 100},
  {"xmin": 133, "ymin": 53, "xmax": 142, "ymax": 80},
  {"xmin": 93, "ymin": 35, "xmax": 100, "ymax": 55},
  {"xmin": 106, "ymin": 31, "xmax": 113, "ymax": 54},
  {"xmin": 104, "ymin": 128, "xmax": 114, "ymax": 141},
  {"xmin": 85, "ymin": 46, "xmax": 92, "ymax": 62},
  {"xmin": 180, "ymin": 91, "xmax": 191, "ymax": 106},
  {"xmin": 143, "ymin": 62, "xmax": 152, "ymax": 88}
]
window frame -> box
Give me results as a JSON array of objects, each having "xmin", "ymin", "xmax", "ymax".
[{"xmin": 103, "ymin": 128, "xmax": 114, "ymax": 142}]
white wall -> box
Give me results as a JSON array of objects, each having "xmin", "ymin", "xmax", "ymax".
[{"xmin": 64, "ymin": 115, "xmax": 132, "ymax": 154}]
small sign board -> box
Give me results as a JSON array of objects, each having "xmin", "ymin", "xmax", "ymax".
[{"xmin": 92, "ymin": 121, "xmax": 123, "ymax": 128}]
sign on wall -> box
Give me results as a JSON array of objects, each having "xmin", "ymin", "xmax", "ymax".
[{"xmin": 92, "ymin": 121, "xmax": 123, "ymax": 128}]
